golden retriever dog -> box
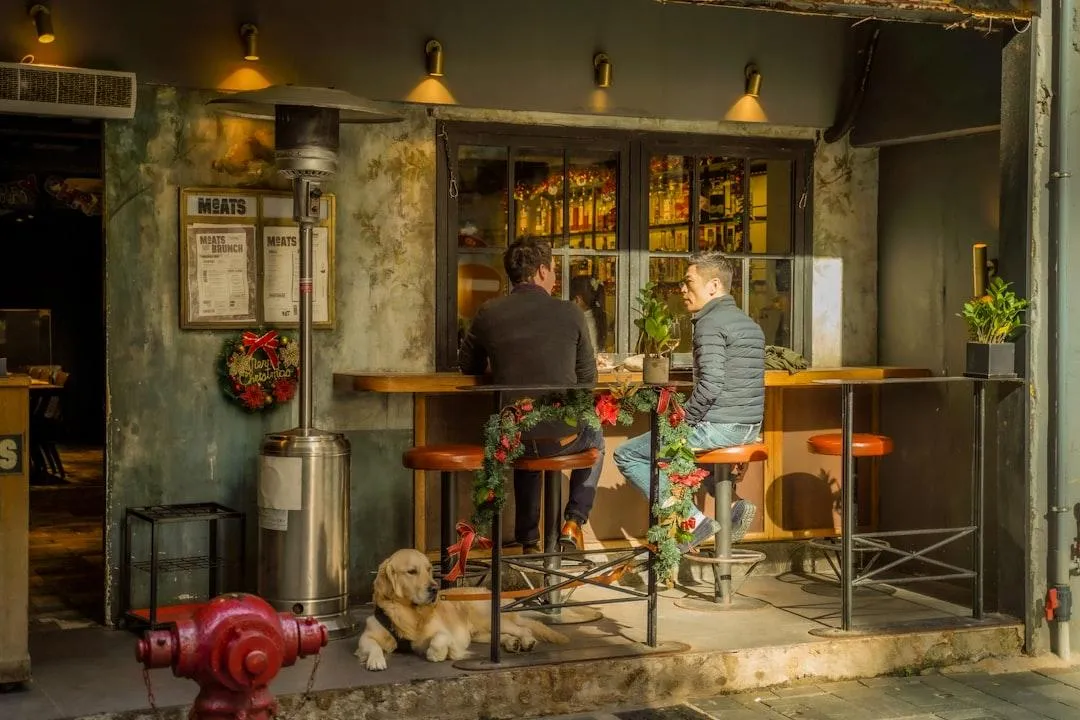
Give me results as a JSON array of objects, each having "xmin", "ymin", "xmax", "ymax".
[{"xmin": 356, "ymin": 548, "xmax": 569, "ymax": 671}]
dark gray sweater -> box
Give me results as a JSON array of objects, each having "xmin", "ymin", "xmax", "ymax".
[
  {"xmin": 459, "ymin": 283, "xmax": 596, "ymax": 438},
  {"xmin": 684, "ymin": 295, "xmax": 765, "ymax": 426}
]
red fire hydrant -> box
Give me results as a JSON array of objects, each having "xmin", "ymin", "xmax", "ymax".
[{"xmin": 136, "ymin": 593, "xmax": 328, "ymax": 720}]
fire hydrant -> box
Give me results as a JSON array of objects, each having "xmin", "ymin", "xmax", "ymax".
[{"xmin": 136, "ymin": 593, "xmax": 328, "ymax": 720}]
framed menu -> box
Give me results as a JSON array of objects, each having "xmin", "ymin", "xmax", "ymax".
[{"xmin": 179, "ymin": 187, "xmax": 336, "ymax": 330}]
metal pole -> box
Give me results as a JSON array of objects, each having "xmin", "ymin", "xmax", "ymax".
[
  {"xmin": 543, "ymin": 470, "xmax": 563, "ymax": 619},
  {"xmin": 490, "ymin": 391, "xmax": 503, "ymax": 664},
  {"xmin": 1049, "ymin": 0, "xmax": 1074, "ymax": 660},
  {"xmin": 714, "ymin": 464, "xmax": 734, "ymax": 604},
  {"xmin": 647, "ymin": 408, "xmax": 659, "ymax": 647},
  {"xmin": 840, "ymin": 383, "xmax": 855, "ymax": 631},
  {"xmin": 972, "ymin": 381, "xmax": 985, "ymax": 619},
  {"xmin": 297, "ymin": 217, "xmax": 314, "ymax": 431}
]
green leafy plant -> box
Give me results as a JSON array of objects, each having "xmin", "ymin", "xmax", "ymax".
[
  {"xmin": 959, "ymin": 276, "xmax": 1030, "ymax": 344},
  {"xmin": 633, "ymin": 282, "xmax": 680, "ymax": 357}
]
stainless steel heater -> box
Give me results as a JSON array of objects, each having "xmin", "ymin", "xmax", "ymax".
[{"xmin": 208, "ymin": 86, "xmax": 402, "ymax": 639}]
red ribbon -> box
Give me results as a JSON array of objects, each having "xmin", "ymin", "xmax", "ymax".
[
  {"xmin": 444, "ymin": 521, "xmax": 493, "ymax": 583},
  {"xmin": 241, "ymin": 331, "xmax": 280, "ymax": 369},
  {"xmin": 656, "ymin": 386, "xmax": 673, "ymax": 415}
]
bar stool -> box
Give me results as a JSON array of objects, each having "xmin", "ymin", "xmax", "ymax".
[
  {"xmin": 675, "ymin": 442, "xmax": 769, "ymax": 613},
  {"xmin": 805, "ymin": 432, "xmax": 895, "ymax": 593},
  {"xmin": 403, "ymin": 444, "xmax": 485, "ymax": 588},
  {"xmin": 512, "ymin": 448, "xmax": 603, "ymax": 625}
]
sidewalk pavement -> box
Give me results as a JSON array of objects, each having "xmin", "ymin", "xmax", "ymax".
[{"xmin": 534, "ymin": 667, "xmax": 1080, "ymax": 719}]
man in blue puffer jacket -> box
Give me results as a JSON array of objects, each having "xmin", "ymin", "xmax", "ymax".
[{"xmin": 614, "ymin": 251, "xmax": 765, "ymax": 552}]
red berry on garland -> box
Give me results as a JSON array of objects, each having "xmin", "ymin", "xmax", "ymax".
[
  {"xmin": 494, "ymin": 448, "xmax": 507, "ymax": 462},
  {"xmin": 485, "ymin": 490, "xmax": 496, "ymax": 503}
]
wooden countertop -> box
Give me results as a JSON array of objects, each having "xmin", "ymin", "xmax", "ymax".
[
  {"xmin": 333, "ymin": 367, "xmax": 932, "ymax": 394},
  {"xmin": 0, "ymin": 375, "xmax": 31, "ymax": 388}
]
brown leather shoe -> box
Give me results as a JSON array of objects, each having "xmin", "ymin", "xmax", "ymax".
[
  {"xmin": 558, "ymin": 520, "xmax": 584, "ymax": 552},
  {"xmin": 522, "ymin": 542, "xmax": 543, "ymax": 555}
]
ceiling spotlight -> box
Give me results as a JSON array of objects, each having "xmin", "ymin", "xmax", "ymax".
[
  {"xmin": 425, "ymin": 39, "xmax": 444, "ymax": 77},
  {"xmin": 241, "ymin": 24, "xmax": 259, "ymax": 62},
  {"xmin": 744, "ymin": 63, "xmax": 762, "ymax": 98},
  {"xmin": 29, "ymin": 5, "xmax": 54, "ymax": 44},
  {"xmin": 594, "ymin": 53, "xmax": 612, "ymax": 88}
]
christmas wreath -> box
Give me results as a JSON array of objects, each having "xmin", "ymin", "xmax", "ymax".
[
  {"xmin": 218, "ymin": 329, "xmax": 300, "ymax": 412},
  {"xmin": 471, "ymin": 383, "xmax": 706, "ymax": 584}
]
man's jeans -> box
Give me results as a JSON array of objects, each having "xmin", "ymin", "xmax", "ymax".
[
  {"xmin": 613, "ymin": 422, "xmax": 760, "ymax": 507},
  {"xmin": 514, "ymin": 425, "xmax": 605, "ymax": 545}
]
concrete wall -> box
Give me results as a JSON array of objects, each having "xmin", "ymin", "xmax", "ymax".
[
  {"xmin": 0, "ymin": 0, "xmax": 847, "ymax": 128},
  {"xmin": 851, "ymin": 24, "xmax": 1002, "ymax": 146},
  {"xmin": 103, "ymin": 86, "xmax": 431, "ymax": 614},
  {"xmin": 875, "ymin": 132, "xmax": 1030, "ymax": 616}
]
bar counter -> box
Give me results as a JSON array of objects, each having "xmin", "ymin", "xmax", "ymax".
[{"xmin": 333, "ymin": 366, "xmax": 931, "ymax": 553}]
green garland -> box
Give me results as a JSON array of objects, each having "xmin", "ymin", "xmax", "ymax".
[{"xmin": 471, "ymin": 383, "xmax": 707, "ymax": 584}]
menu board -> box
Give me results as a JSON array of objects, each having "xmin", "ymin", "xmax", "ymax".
[{"xmin": 179, "ymin": 187, "xmax": 336, "ymax": 330}]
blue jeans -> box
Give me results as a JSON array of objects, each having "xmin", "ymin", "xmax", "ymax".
[
  {"xmin": 514, "ymin": 425, "xmax": 605, "ymax": 545},
  {"xmin": 613, "ymin": 422, "xmax": 760, "ymax": 509}
]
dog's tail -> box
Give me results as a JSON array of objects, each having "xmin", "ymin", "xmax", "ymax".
[{"xmin": 516, "ymin": 618, "xmax": 570, "ymax": 644}]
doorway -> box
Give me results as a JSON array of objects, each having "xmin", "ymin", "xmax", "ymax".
[{"xmin": 0, "ymin": 114, "xmax": 105, "ymax": 629}]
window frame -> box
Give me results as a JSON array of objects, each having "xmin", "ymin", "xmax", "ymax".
[{"xmin": 435, "ymin": 121, "xmax": 814, "ymax": 371}]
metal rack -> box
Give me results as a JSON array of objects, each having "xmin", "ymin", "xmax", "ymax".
[{"xmin": 120, "ymin": 502, "xmax": 245, "ymax": 630}]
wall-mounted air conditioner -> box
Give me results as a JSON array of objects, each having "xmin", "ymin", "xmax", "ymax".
[{"xmin": 0, "ymin": 62, "xmax": 136, "ymax": 120}]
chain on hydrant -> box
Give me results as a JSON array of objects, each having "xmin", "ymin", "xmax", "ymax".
[{"xmin": 135, "ymin": 593, "xmax": 328, "ymax": 720}]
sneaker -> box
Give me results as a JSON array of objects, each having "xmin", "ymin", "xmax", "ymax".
[
  {"xmin": 677, "ymin": 517, "xmax": 722, "ymax": 554},
  {"xmin": 731, "ymin": 500, "xmax": 756, "ymax": 543}
]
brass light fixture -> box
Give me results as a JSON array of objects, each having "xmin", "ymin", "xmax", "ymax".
[
  {"xmin": 744, "ymin": 63, "xmax": 762, "ymax": 98},
  {"xmin": 594, "ymin": 53, "xmax": 612, "ymax": 88},
  {"xmin": 240, "ymin": 24, "xmax": 259, "ymax": 62},
  {"xmin": 425, "ymin": 39, "xmax": 444, "ymax": 77},
  {"xmin": 29, "ymin": 4, "xmax": 54, "ymax": 44}
]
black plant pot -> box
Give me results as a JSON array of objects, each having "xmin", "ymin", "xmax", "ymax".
[{"xmin": 964, "ymin": 341, "xmax": 1017, "ymax": 379}]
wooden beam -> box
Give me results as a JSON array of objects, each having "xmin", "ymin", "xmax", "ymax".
[{"xmin": 655, "ymin": 0, "xmax": 1036, "ymax": 23}]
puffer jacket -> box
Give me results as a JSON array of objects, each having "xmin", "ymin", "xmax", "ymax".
[{"xmin": 684, "ymin": 294, "xmax": 765, "ymax": 426}]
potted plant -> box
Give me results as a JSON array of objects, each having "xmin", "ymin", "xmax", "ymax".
[
  {"xmin": 633, "ymin": 281, "xmax": 680, "ymax": 383},
  {"xmin": 959, "ymin": 276, "xmax": 1030, "ymax": 378}
]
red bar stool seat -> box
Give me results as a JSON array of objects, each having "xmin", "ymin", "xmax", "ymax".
[
  {"xmin": 805, "ymin": 432, "xmax": 895, "ymax": 595},
  {"xmin": 403, "ymin": 444, "xmax": 485, "ymax": 588},
  {"xmin": 511, "ymin": 448, "xmax": 602, "ymax": 625},
  {"xmin": 807, "ymin": 433, "xmax": 894, "ymax": 458},
  {"xmin": 676, "ymin": 442, "xmax": 769, "ymax": 613}
]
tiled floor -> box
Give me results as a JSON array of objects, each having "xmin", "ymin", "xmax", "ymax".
[
  {"xmin": 535, "ymin": 669, "xmax": 1080, "ymax": 719},
  {"xmin": 27, "ymin": 446, "xmax": 105, "ymax": 630}
]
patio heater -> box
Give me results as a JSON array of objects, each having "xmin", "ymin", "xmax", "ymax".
[{"xmin": 208, "ymin": 86, "xmax": 402, "ymax": 639}]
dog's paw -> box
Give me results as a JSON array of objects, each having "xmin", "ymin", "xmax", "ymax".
[
  {"xmin": 425, "ymin": 645, "xmax": 449, "ymax": 663},
  {"xmin": 363, "ymin": 651, "xmax": 388, "ymax": 671},
  {"xmin": 500, "ymin": 634, "xmax": 522, "ymax": 653},
  {"xmin": 519, "ymin": 634, "xmax": 537, "ymax": 652}
]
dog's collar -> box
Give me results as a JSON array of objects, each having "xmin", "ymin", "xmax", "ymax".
[{"xmin": 373, "ymin": 604, "xmax": 412, "ymax": 653}]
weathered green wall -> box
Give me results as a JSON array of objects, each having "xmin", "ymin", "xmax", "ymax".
[{"xmin": 104, "ymin": 86, "xmax": 434, "ymax": 618}]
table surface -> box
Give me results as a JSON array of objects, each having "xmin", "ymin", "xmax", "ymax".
[
  {"xmin": 812, "ymin": 375, "xmax": 1025, "ymax": 386},
  {"xmin": 334, "ymin": 366, "xmax": 933, "ymax": 393},
  {"xmin": 454, "ymin": 381, "xmax": 696, "ymax": 393}
]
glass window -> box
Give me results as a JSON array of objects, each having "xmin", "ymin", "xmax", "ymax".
[{"xmin": 438, "ymin": 124, "xmax": 807, "ymax": 370}]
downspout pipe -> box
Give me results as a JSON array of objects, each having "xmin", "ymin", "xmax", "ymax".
[{"xmin": 1048, "ymin": 0, "xmax": 1074, "ymax": 660}]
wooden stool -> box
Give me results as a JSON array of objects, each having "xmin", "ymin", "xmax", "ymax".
[
  {"xmin": 675, "ymin": 443, "xmax": 769, "ymax": 613},
  {"xmin": 403, "ymin": 444, "xmax": 484, "ymax": 588},
  {"xmin": 805, "ymin": 433, "xmax": 895, "ymax": 593},
  {"xmin": 512, "ymin": 448, "xmax": 601, "ymax": 625}
]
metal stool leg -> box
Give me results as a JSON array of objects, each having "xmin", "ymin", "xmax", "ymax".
[
  {"xmin": 534, "ymin": 469, "xmax": 603, "ymax": 626},
  {"xmin": 675, "ymin": 462, "xmax": 766, "ymax": 613},
  {"xmin": 714, "ymin": 463, "xmax": 734, "ymax": 604},
  {"xmin": 440, "ymin": 470, "xmax": 455, "ymax": 589}
]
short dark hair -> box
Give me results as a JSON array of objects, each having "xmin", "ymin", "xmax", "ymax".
[
  {"xmin": 504, "ymin": 237, "xmax": 553, "ymax": 285},
  {"xmin": 688, "ymin": 251, "xmax": 734, "ymax": 293}
]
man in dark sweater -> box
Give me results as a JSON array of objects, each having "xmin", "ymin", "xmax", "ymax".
[
  {"xmin": 459, "ymin": 238, "xmax": 603, "ymax": 554},
  {"xmin": 614, "ymin": 251, "xmax": 765, "ymax": 552}
]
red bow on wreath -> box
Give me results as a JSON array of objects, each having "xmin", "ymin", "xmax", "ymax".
[
  {"xmin": 241, "ymin": 330, "xmax": 281, "ymax": 369},
  {"xmin": 444, "ymin": 521, "xmax": 493, "ymax": 583}
]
